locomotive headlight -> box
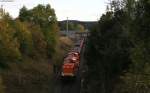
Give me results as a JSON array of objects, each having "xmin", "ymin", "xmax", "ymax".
[{"xmin": 61, "ymin": 72, "xmax": 64, "ymax": 76}]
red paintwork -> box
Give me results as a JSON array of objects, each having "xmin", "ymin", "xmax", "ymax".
[{"xmin": 61, "ymin": 38, "xmax": 84, "ymax": 78}]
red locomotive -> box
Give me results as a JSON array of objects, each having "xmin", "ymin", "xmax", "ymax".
[{"xmin": 61, "ymin": 38, "xmax": 84, "ymax": 78}]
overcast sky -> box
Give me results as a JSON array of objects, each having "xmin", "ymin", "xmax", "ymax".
[{"xmin": 0, "ymin": 0, "xmax": 108, "ymax": 21}]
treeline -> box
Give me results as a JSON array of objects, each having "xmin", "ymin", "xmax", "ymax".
[
  {"xmin": 0, "ymin": 4, "xmax": 58, "ymax": 68},
  {"xmin": 58, "ymin": 20, "xmax": 85, "ymax": 31},
  {"xmin": 84, "ymin": 0, "xmax": 150, "ymax": 93},
  {"xmin": 58, "ymin": 20, "xmax": 97, "ymax": 31},
  {"xmin": 0, "ymin": 4, "xmax": 61, "ymax": 93}
]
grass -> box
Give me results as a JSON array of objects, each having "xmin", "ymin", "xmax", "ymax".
[{"xmin": 1, "ymin": 56, "xmax": 53, "ymax": 93}]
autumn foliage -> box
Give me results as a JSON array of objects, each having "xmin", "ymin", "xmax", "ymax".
[{"xmin": 0, "ymin": 4, "xmax": 59, "ymax": 93}]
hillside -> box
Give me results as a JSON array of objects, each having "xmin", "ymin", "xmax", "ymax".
[{"xmin": 58, "ymin": 20, "xmax": 97, "ymax": 31}]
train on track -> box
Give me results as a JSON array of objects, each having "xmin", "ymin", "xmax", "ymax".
[{"xmin": 61, "ymin": 38, "xmax": 84, "ymax": 79}]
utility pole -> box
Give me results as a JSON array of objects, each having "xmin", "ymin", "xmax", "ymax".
[{"xmin": 66, "ymin": 17, "xmax": 69, "ymax": 36}]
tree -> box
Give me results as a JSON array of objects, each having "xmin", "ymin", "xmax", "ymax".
[
  {"xmin": 84, "ymin": 8, "xmax": 131, "ymax": 93},
  {"xmin": 0, "ymin": 15, "xmax": 21, "ymax": 68},
  {"xmin": 19, "ymin": 6, "xmax": 32, "ymax": 22},
  {"xmin": 84, "ymin": 0, "xmax": 150, "ymax": 93},
  {"xmin": 19, "ymin": 4, "xmax": 59, "ymax": 57},
  {"xmin": 14, "ymin": 20, "xmax": 34, "ymax": 56},
  {"xmin": 76, "ymin": 24, "xmax": 85, "ymax": 32}
]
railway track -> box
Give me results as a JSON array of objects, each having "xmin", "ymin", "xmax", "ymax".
[{"xmin": 54, "ymin": 37, "xmax": 86, "ymax": 93}]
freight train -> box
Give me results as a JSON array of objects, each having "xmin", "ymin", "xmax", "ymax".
[{"xmin": 61, "ymin": 38, "xmax": 84, "ymax": 79}]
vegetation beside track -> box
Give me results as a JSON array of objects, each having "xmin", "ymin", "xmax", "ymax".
[
  {"xmin": 84, "ymin": 0, "xmax": 150, "ymax": 93},
  {"xmin": 0, "ymin": 4, "xmax": 73, "ymax": 93}
]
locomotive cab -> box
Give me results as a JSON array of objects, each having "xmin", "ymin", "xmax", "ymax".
[{"xmin": 61, "ymin": 63, "xmax": 77, "ymax": 78}]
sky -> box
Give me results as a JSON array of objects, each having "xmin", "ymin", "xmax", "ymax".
[{"xmin": 0, "ymin": 0, "xmax": 108, "ymax": 21}]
